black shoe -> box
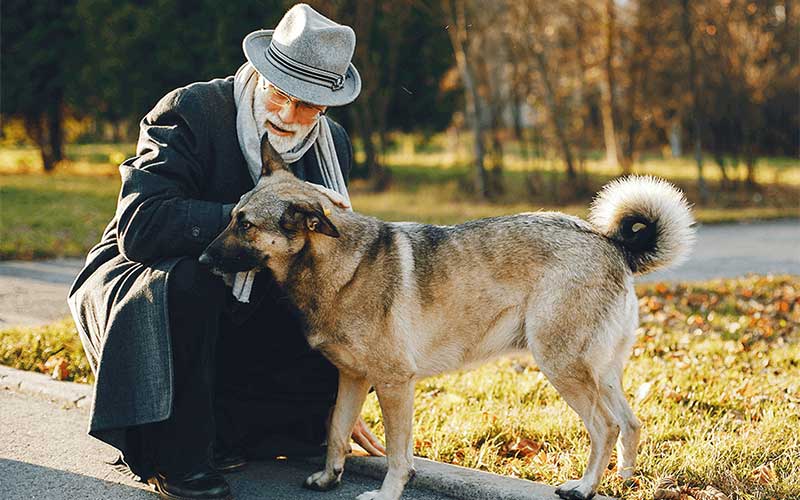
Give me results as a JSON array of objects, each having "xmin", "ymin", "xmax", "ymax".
[
  {"xmin": 212, "ymin": 448, "xmax": 248, "ymax": 474},
  {"xmin": 148, "ymin": 469, "xmax": 232, "ymax": 499}
]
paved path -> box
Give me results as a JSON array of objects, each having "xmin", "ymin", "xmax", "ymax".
[
  {"xmin": 641, "ymin": 218, "xmax": 800, "ymax": 282},
  {"xmin": 0, "ymin": 389, "xmax": 456, "ymax": 500},
  {"xmin": 0, "ymin": 258, "xmax": 84, "ymax": 328},
  {"xmin": 0, "ymin": 220, "xmax": 797, "ymax": 330}
]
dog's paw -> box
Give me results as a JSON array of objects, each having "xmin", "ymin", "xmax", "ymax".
[
  {"xmin": 555, "ymin": 479, "xmax": 596, "ymax": 500},
  {"xmin": 303, "ymin": 469, "xmax": 341, "ymax": 491},
  {"xmin": 616, "ymin": 465, "xmax": 636, "ymax": 480},
  {"xmin": 355, "ymin": 490, "xmax": 391, "ymax": 500}
]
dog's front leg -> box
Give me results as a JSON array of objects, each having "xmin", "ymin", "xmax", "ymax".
[
  {"xmin": 304, "ymin": 373, "xmax": 371, "ymax": 491},
  {"xmin": 357, "ymin": 381, "xmax": 415, "ymax": 500}
]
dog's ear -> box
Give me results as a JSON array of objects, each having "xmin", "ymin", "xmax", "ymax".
[
  {"xmin": 260, "ymin": 133, "xmax": 288, "ymax": 177},
  {"xmin": 282, "ymin": 201, "xmax": 340, "ymax": 238}
]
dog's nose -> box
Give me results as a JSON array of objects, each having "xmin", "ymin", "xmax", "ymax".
[{"xmin": 198, "ymin": 253, "xmax": 214, "ymax": 266}]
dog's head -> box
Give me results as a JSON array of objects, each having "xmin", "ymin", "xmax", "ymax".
[{"xmin": 199, "ymin": 135, "xmax": 340, "ymax": 276}]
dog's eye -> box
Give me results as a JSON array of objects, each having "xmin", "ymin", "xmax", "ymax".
[{"xmin": 240, "ymin": 221, "xmax": 253, "ymax": 231}]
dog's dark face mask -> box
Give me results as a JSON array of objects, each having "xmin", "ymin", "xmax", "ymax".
[
  {"xmin": 199, "ymin": 193, "xmax": 339, "ymax": 276},
  {"xmin": 199, "ymin": 132, "xmax": 340, "ymax": 276}
]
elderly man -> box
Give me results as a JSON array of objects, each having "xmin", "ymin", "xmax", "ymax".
[{"xmin": 67, "ymin": 4, "xmax": 383, "ymax": 499}]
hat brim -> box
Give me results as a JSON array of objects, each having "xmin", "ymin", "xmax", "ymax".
[{"xmin": 243, "ymin": 29, "xmax": 361, "ymax": 107}]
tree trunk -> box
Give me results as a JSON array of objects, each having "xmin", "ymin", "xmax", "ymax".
[
  {"xmin": 533, "ymin": 51, "xmax": 577, "ymax": 182},
  {"xmin": 473, "ymin": 46, "xmax": 505, "ymax": 195},
  {"xmin": 374, "ymin": 3, "xmax": 410, "ymax": 171},
  {"xmin": 47, "ymin": 99, "xmax": 64, "ymax": 168},
  {"xmin": 601, "ymin": 0, "xmax": 624, "ymax": 172},
  {"xmin": 670, "ymin": 120, "xmax": 682, "ymax": 157},
  {"xmin": 523, "ymin": 4, "xmax": 577, "ymax": 186},
  {"xmin": 503, "ymin": 32, "xmax": 531, "ymax": 165},
  {"xmin": 681, "ymin": 0, "xmax": 708, "ymax": 203},
  {"xmin": 351, "ymin": 103, "xmax": 388, "ymax": 188},
  {"xmin": 742, "ymin": 121, "xmax": 759, "ymax": 189},
  {"xmin": 715, "ymin": 156, "xmax": 730, "ymax": 189},
  {"xmin": 447, "ymin": 0, "xmax": 489, "ymax": 198},
  {"xmin": 574, "ymin": 10, "xmax": 591, "ymax": 188},
  {"xmin": 24, "ymin": 96, "xmax": 64, "ymax": 172}
]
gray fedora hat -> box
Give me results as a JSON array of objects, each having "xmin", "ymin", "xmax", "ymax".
[{"xmin": 243, "ymin": 3, "xmax": 361, "ymax": 107}]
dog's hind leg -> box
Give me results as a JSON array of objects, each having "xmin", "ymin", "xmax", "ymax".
[
  {"xmin": 304, "ymin": 373, "xmax": 371, "ymax": 491},
  {"xmin": 534, "ymin": 357, "xmax": 618, "ymax": 500},
  {"xmin": 357, "ymin": 380, "xmax": 416, "ymax": 500},
  {"xmin": 603, "ymin": 362, "xmax": 640, "ymax": 479}
]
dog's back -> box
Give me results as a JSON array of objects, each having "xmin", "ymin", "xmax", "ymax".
[{"xmin": 381, "ymin": 213, "xmax": 627, "ymax": 373}]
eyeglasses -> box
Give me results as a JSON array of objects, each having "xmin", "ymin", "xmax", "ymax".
[{"xmin": 264, "ymin": 82, "xmax": 327, "ymax": 118}]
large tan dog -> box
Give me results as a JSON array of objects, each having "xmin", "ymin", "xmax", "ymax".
[{"xmin": 200, "ymin": 138, "xmax": 695, "ymax": 500}]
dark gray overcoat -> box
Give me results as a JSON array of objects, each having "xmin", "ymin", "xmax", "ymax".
[{"xmin": 67, "ymin": 76, "xmax": 352, "ymax": 453}]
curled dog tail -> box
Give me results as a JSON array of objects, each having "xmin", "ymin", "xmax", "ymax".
[{"xmin": 589, "ymin": 176, "xmax": 696, "ymax": 275}]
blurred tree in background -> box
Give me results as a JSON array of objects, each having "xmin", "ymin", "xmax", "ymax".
[
  {"xmin": 1, "ymin": 0, "xmax": 797, "ymax": 199},
  {"xmin": 71, "ymin": 0, "xmax": 285, "ymax": 139},
  {"xmin": 2, "ymin": 0, "xmax": 80, "ymax": 171},
  {"xmin": 308, "ymin": 0, "xmax": 457, "ymax": 186}
]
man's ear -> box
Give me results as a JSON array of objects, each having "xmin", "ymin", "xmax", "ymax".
[
  {"xmin": 260, "ymin": 133, "xmax": 288, "ymax": 177},
  {"xmin": 285, "ymin": 201, "xmax": 340, "ymax": 238}
]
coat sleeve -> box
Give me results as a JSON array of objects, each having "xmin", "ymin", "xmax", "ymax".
[{"xmin": 115, "ymin": 87, "xmax": 231, "ymax": 263}]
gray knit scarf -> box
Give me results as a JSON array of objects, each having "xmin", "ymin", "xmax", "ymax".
[{"xmin": 231, "ymin": 62, "xmax": 350, "ymax": 302}]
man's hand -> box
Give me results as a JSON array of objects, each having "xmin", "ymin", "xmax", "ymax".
[
  {"xmin": 306, "ymin": 182, "xmax": 351, "ymax": 210},
  {"xmin": 351, "ymin": 416, "xmax": 385, "ymax": 457}
]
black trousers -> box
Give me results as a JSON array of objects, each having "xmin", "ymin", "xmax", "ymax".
[{"xmin": 136, "ymin": 259, "xmax": 338, "ymax": 475}]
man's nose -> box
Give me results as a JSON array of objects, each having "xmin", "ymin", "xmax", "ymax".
[{"xmin": 278, "ymin": 101, "xmax": 298, "ymax": 124}]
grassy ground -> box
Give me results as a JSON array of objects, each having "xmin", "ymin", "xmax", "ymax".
[
  {"xmin": 1, "ymin": 143, "xmax": 798, "ymax": 260},
  {"xmin": 0, "ymin": 276, "xmax": 796, "ymax": 499},
  {"xmin": 0, "ymin": 317, "xmax": 93, "ymax": 384},
  {"xmin": 0, "ymin": 173, "xmax": 120, "ymax": 259}
]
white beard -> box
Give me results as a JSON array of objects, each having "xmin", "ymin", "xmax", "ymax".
[{"xmin": 254, "ymin": 78, "xmax": 318, "ymax": 154}]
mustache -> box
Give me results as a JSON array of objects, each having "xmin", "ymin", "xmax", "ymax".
[{"xmin": 263, "ymin": 110, "xmax": 311, "ymax": 133}]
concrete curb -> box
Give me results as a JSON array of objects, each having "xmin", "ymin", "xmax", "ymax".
[
  {"xmin": 0, "ymin": 364, "xmax": 92, "ymax": 408},
  {"xmin": 0, "ymin": 364, "xmax": 615, "ymax": 500},
  {"xmin": 305, "ymin": 452, "xmax": 615, "ymax": 500}
]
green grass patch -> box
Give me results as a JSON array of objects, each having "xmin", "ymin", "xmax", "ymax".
[
  {"xmin": 1, "ymin": 143, "xmax": 797, "ymax": 260},
  {"xmin": 0, "ymin": 173, "xmax": 120, "ymax": 259},
  {"xmin": 0, "ymin": 143, "xmax": 135, "ymax": 174},
  {"xmin": 1, "ymin": 170, "xmax": 796, "ymax": 260},
  {"xmin": 2, "ymin": 276, "xmax": 797, "ymax": 499}
]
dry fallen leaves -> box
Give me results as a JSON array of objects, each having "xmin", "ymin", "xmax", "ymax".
[
  {"xmin": 653, "ymin": 476, "xmax": 681, "ymax": 500},
  {"xmin": 503, "ymin": 437, "xmax": 543, "ymax": 459},
  {"xmin": 637, "ymin": 276, "xmax": 799, "ymax": 348},
  {"xmin": 685, "ymin": 485, "xmax": 731, "ymax": 500},
  {"xmin": 750, "ymin": 463, "xmax": 777, "ymax": 485},
  {"xmin": 44, "ymin": 356, "xmax": 69, "ymax": 381},
  {"xmin": 653, "ymin": 475, "xmax": 733, "ymax": 500}
]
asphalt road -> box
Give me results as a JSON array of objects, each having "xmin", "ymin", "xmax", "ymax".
[
  {"xmin": 0, "ymin": 389, "xmax": 455, "ymax": 500},
  {"xmin": 640, "ymin": 218, "xmax": 799, "ymax": 282}
]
